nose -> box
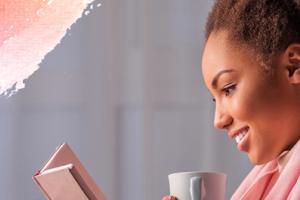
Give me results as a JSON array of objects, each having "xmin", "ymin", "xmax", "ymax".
[{"xmin": 214, "ymin": 103, "xmax": 233, "ymax": 130}]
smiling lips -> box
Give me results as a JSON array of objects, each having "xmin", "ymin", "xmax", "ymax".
[{"xmin": 229, "ymin": 126, "xmax": 250, "ymax": 145}]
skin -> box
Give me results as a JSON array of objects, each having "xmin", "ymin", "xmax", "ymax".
[
  {"xmin": 162, "ymin": 197, "xmax": 176, "ymax": 200},
  {"xmin": 162, "ymin": 30, "xmax": 300, "ymax": 200},
  {"xmin": 202, "ymin": 31, "xmax": 300, "ymax": 165}
]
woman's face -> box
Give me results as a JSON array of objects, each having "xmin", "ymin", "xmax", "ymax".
[{"xmin": 202, "ymin": 31, "xmax": 300, "ymax": 164}]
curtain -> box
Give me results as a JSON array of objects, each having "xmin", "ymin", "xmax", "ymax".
[{"xmin": 0, "ymin": 0, "xmax": 252, "ymax": 199}]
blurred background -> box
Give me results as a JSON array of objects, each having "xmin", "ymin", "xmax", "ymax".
[{"xmin": 0, "ymin": 0, "xmax": 252, "ymax": 199}]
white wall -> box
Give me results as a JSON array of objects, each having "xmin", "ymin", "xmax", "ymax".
[{"xmin": 0, "ymin": 0, "xmax": 252, "ymax": 199}]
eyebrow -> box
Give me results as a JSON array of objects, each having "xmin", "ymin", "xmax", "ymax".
[{"xmin": 211, "ymin": 69, "xmax": 235, "ymax": 88}]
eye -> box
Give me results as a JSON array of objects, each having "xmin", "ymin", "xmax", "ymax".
[{"xmin": 221, "ymin": 83, "xmax": 236, "ymax": 97}]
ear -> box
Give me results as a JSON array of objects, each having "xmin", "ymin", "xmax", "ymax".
[{"xmin": 283, "ymin": 44, "xmax": 300, "ymax": 84}]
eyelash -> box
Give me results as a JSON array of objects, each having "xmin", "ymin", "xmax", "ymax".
[
  {"xmin": 222, "ymin": 83, "xmax": 236, "ymax": 97},
  {"xmin": 212, "ymin": 83, "xmax": 236, "ymax": 102}
]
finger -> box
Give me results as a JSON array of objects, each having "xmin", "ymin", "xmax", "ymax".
[{"xmin": 162, "ymin": 196, "xmax": 177, "ymax": 200}]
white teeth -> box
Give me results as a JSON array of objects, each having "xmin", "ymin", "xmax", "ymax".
[{"xmin": 235, "ymin": 130, "xmax": 248, "ymax": 144}]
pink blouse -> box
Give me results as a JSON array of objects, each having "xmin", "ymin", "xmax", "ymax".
[{"xmin": 231, "ymin": 140, "xmax": 300, "ymax": 200}]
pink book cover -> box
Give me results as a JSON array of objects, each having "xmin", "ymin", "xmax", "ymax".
[{"xmin": 33, "ymin": 143, "xmax": 106, "ymax": 200}]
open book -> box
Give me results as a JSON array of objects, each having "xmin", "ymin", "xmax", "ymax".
[{"xmin": 33, "ymin": 143, "xmax": 106, "ymax": 200}]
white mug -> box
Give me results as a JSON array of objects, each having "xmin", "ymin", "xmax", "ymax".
[{"xmin": 168, "ymin": 171, "xmax": 227, "ymax": 200}]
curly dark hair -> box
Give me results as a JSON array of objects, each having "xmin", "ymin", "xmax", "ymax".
[{"xmin": 206, "ymin": 0, "xmax": 300, "ymax": 68}]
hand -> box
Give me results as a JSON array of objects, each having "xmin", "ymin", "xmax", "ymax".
[{"xmin": 162, "ymin": 195, "xmax": 177, "ymax": 200}]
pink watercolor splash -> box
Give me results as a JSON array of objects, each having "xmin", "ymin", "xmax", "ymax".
[{"xmin": 0, "ymin": 0, "xmax": 97, "ymax": 96}]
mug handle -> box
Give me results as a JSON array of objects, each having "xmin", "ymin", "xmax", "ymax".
[{"xmin": 190, "ymin": 176, "xmax": 202, "ymax": 200}]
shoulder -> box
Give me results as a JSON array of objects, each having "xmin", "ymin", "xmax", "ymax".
[
  {"xmin": 231, "ymin": 161, "xmax": 278, "ymax": 200},
  {"xmin": 287, "ymin": 174, "xmax": 300, "ymax": 200}
]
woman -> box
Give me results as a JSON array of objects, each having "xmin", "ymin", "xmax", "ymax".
[{"xmin": 164, "ymin": 0, "xmax": 300, "ymax": 199}]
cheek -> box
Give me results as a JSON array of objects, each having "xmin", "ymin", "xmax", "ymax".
[
  {"xmin": 229, "ymin": 82, "xmax": 281, "ymax": 125},
  {"xmin": 229, "ymin": 91, "xmax": 257, "ymax": 121}
]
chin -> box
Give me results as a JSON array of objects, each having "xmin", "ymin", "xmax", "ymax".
[{"xmin": 248, "ymin": 153, "xmax": 272, "ymax": 165}]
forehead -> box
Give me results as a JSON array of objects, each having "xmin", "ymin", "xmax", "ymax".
[{"xmin": 201, "ymin": 31, "xmax": 253, "ymax": 85}]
